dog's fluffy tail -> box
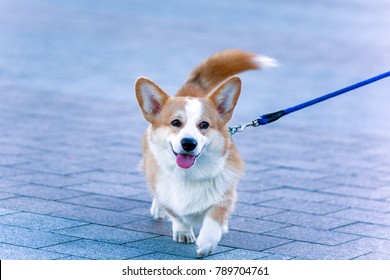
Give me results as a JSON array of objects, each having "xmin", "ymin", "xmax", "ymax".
[{"xmin": 177, "ymin": 50, "xmax": 277, "ymax": 96}]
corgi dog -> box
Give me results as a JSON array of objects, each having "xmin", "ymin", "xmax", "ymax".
[{"xmin": 135, "ymin": 50, "xmax": 277, "ymax": 257}]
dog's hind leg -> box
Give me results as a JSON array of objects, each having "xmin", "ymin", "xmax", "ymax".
[{"xmin": 150, "ymin": 198, "xmax": 166, "ymax": 220}]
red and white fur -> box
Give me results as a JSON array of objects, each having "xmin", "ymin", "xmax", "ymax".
[{"xmin": 135, "ymin": 50, "xmax": 277, "ymax": 257}]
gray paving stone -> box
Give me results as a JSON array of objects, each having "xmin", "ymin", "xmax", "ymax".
[
  {"xmin": 353, "ymin": 253, "xmax": 390, "ymax": 260},
  {"xmin": 0, "ymin": 212, "xmax": 86, "ymax": 231},
  {"xmin": 260, "ymin": 157, "xmax": 329, "ymax": 172},
  {"xmin": 120, "ymin": 219, "xmax": 172, "ymax": 236},
  {"xmin": 334, "ymin": 223, "xmax": 390, "ymax": 240},
  {"xmin": 325, "ymin": 196, "xmax": 390, "ymax": 213},
  {"xmin": 44, "ymin": 239, "xmax": 151, "ymax": 260},
  {"xmin": 61, "ymin": 194, "xmax": 149, "ymax": 211},
  {"xmin": 263, "ymin": 211, "xmax": 353, "ymax": 230},
  {"xmin": 323, "ymin": 175, "xmax": 389, "ymax": 189},
  {"xmin": 338, "ymin": 237, "xmax": 390, "ymax": 255},
  {"xmin": 274, "ymin": 177, "xmax": 338, "ymax": 191},
  {"xmin": 0, "ymin": 179, "xmax": 25, "ymax": 188},
  {"xmin": 203, "ymin": 249, "xmax": 268, "ymax": 260},
  {"xmin": 0, "ymin": 155, "xmax": 30, "ymax": 166},
  {"xmin": 260, "ymin": 187, "xmax": 337, "ymax": 202},
  {"xmin": 1, "ymin": 184, "xmax": 85, "ymax": 200},
  {"xmin": 126, "ymin": 236, "xmax": 231, "ymax": 259},
  {"xmin": 238, "ymin": 178, "xmax": 283, "ymax": 192},
  {"xmin": 130, "ymin": 253, "xmax": 193, "ymax": 260},
  {"xmin": 0, "ymin": 196, "xmax": 77, "ymax": 214},
  {"xmin": 321, "ymin": 185, "xmax": 390, "ymax": 200},
  {"xmin": 0, "ymin": 191, "xmax": 17, "ymax": 200},
  {"xmin": 258, "ymin": 198, "xmax": 346, "ymax": 215},
  {"xmin": 241, "ymin": 161, "xmax": 275, "ymax": 173},
  {"xmin": 265, "ymin": 226, "xmax": 359, "ymax": 245},
  {"xmin": 219, "ymin": 230, "xmax": 291, "ymax": 251},
  {"xmin": 0, "ymin": 243, "xmax": 65, "ymax": 260},
  {"xmin": 78, "ymin": 159, "xmax": 143, "ymax": 174},
  {"xmin": 68, "ymin": 182, "xmax": 146, "ymax": 198},
  {"xmin": 265, "ymin": 241, "xmax": 367, "ymax": 260},
  {"xmin": 125, "ymin": 205, "xmax": 153, "ymax": 217},
  {"xmin": 0, "ymin": 224, "xmax": 78, "ymax": 248},
  {"xmin": 14, "ymin": 160, "xmax": 97, "ymax": 175},
  {"xmin": 6, "ymin": 172, "xmax": 89, "ymax": 187},
  {"xmin": 329, "ymin": 208, "xmax": 390, "ymax": 226},
  {"xmin": 55, "ymin": 224, "xmax": 157, "ymax": 244},
  {"xmin": 128, "ymin": 192, "xmax": 153, "ymax": 203},
  {"xmin": 0, "ymin": 208, "xmax": 18, "ymax": 215},
  {"xmin": 234, "ymin": 203, "xmax": 284, "ymax": 218},
  {"xmin": 55, "ymin": 255, "xmax": 90, "ymax": 260},
  {"xmin": 0, "ymin": 164, "xmax": 36, "ymax": 177},
  {"xmin": 257, "ymin": 254, "xmax": 294, "ymax": 260},
  {"xmin": 258, "ymin": 168, "xmax": 325, "ymax": 182},
  {"xmin": 229, "ymin": 216, "xmax": 288, "ymax": 234},
  {"xmin": 237, "ymin": 190, "xmax": 279, "ymax": 204},
  {"xmin": 50, "ymin": 204, "xmax": 148, "ymax": 226},
  {"xmin": 74, "ymin": 171, "xmax": 144, "ymax": 185},
  {"xmin": 0, "ymin": 143, "xmax": 32, "ymax": 157}
]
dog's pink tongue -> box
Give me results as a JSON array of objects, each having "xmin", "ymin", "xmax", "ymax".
[{"xmin": 176, "ymin": 154, "xmax": 196, "ymax": 169}]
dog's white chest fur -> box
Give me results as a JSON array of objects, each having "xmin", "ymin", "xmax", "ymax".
[{"xmin": 154, "ymin": 164, "xmax": 236, "ymax": 219}]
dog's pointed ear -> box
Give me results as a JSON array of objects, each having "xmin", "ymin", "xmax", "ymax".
[
  {"xmin": 135, "ymin": 77, "xmax": 170, "ymax": 123},
  {"xmin": 208, "ymin": 77, "xmax": 241, "ymax": 123}
]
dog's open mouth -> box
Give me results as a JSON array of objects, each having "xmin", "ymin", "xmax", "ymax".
[
  {"xmin": 176, "ymin": 154, "xmax": 196, "ymax": 169},
  {"xmin": 171, "ymin": 145, "xmax": 197, "ymax": 169}
]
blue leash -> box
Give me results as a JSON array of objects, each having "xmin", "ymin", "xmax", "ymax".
[{"xmin": 229, "ymin": 70, "xmax": 390, "ymax": 135}]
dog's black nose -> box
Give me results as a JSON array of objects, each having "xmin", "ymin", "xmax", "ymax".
[{"xmin": 181, "ymin": 138, "xmax": 197, "ymax": 152}]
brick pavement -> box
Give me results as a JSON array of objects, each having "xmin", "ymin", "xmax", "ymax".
[
  {"xmin": 1, "ymin": 0, "xmax": 390, "ymax": 260},
  {"xmin": 1, "ymin": 87, "xmax": 390, "ymax": 260}
]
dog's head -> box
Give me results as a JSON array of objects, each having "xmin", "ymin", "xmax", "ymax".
[{"xmin": 135, "ymin": 77, "xmax": 241, "ymax": 175}]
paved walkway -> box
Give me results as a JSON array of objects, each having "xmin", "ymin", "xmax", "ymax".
[{"xmin": 1, "ymin": 0, "xmax": 390, "ymax": 260}]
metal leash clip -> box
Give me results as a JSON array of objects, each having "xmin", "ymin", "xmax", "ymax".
[{"xmin": 229, "ymin": 119, "xmax": 259, "ymax": 136}]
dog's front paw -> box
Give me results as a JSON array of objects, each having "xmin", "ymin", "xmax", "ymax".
[
  {"xmin": 196, "ymin": 217, "xmax": 223, "ymax": 257},
  {"xmin": 173, "ymin": 231, "xmax": 196, "ymax": 244},
  {"xmin": 196, "ymin": 234, "xmax": 220, "ymax": 257}
]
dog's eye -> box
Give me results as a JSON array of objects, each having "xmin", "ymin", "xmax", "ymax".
[
  {"xmin": 199, "ymin": 121, "xmax": 210, "ymax": 130},
  {"xmin": 171, "ymin": 119, "xmax": 182, "ymax": 127}
]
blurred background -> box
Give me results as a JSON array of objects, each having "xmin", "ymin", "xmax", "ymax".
[{"xmin": 1, "ymin": 0, "xmax": 390, "ymax": 135}]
